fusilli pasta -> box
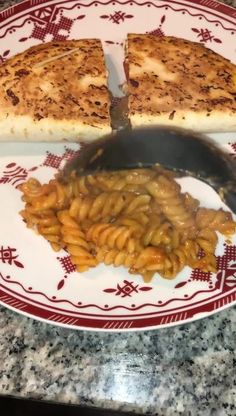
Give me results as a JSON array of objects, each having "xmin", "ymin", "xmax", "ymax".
[
  {"xmin": 58, "ymin": 209, "xmax": 97, "ymax": 272},
  {"xmin": 145, "ymin": 175, "xmax": 196, "ymax": 230},
  {"xmin": 69, "ymin": 192, "xmax": 151, "ymax": 224},
  {"xmin": 19, "ymin": 167, "xmax": 236, "ymax": 281}
]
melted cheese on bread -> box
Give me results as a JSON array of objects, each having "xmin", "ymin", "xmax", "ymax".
[
  {"xmin": 127, "ymin": 34, "xmax": 236, "ymax": 132},
  {"xmin": 0, "ymin": 39, "xmax": 111, "ymax": 141}
]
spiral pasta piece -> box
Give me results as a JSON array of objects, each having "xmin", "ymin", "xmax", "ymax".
[
  {"xmin": 95, "ymin": 246, "xmax": 164, "ymax": 282},
  {"xmin": 58, "ymin": 210, "xmax": 97, "ymax": 272},
  {"xmin": 69, "ymin": 192, "xmax": 151, "ymax": 224},
  {"xmin": 196, "ymin": 208, "xmax": 236, "ymax": 235},
  {"xmin": 114, "ymin": 215, "xmax": 147, "ymax": 237},
  {"xmin": 145, "ymin": 175, "xmax": 196, "ymax": 230},
  {"xmin": 86, "ymin": 223, "xmax": 142, "ymax": 253},
  {"xmin": 96, "ymin": 247, "xmax": 136, "ymax": 267},
  {"xmin": 142, "ymin": 221, "xmax": 181, "ymax": 251},
  {"xmin": 20, "ymin": 178, "xmax": 47, "ymax": 199},
  {"xmin": 183, "ymin": 192, "xmax": 200, "ymax": 213},
  {"xmin": 159, "ymin": 240, "xmax": 200, "ymax": 279},
  {"xmin": 196, "ymin": 229, "xmax": 218, "ymax": 254},
  {"xmin": 67, "ymin": 173, "xmax": 117, "ymax": 195},
  {"xmin": 20, "ymin": 207, "xmax": 62, "ymax": 251},
  {"xmin": 20, "ymin": 178, "xmax": 75, "ymax": 211},
  {"xmin": 89, "ymin": 169, "xmax": 157, "ymax": 192}
]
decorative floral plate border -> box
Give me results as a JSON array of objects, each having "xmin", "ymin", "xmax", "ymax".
[{"xmin": 0, "ymin": 0, "xmax": 236, "ymax": 331}]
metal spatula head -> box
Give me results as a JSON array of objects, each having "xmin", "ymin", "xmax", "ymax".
[{"xmin": 63, "ymin": 126, "xmax": 236, "ymax": 213}]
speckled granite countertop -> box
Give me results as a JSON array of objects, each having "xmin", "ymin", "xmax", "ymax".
[
  {"xmin": 0, "ymin": 308, "xmax": 236, "ymax": 415},
  {"xmin": 0, "ymin": 0, "xmax": 236, "ymax": 415}
]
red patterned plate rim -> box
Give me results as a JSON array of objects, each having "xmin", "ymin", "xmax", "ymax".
[
  {"xmin": 1, "ymin": 0, "xmax": 236, "ymax": 21},
  {"xmin": 0, "ymin": 0, "xmax": 236, "ymax": 26},
  {"xmin": 1, "ymin": 287, "xmax": 235, "ymax": 331},
  {"xmin": 0, "ymin": 0, "xmax": 236, "ymax": 331}
]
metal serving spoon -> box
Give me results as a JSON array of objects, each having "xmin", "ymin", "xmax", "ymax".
[{"xmin": 63, "ymin": 126, "xmax": 236, "ymax": 213}]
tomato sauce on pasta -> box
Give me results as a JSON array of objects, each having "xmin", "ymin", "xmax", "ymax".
[{"xmin": 19, "ymin": 168, "xmax": 236, "ymax": 282}]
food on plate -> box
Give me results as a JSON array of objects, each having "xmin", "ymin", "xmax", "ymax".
[
  {"xmin": 0, "ymin": 39, "xmax": 111, "ymax": 142},
  {"xmin": 19, "ymin": 167, "xmax": 236, "ymax": 282},
  {"xmin": 125, "ymin": 34, "xmax": 236, "ymax": 132},
  {"xmin": 1, "ymin": 34, "xmax": 236, "ymax": 140}
]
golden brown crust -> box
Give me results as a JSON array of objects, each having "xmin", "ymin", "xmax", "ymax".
[
  {"xmin": 0, "ymin": 39, "xmax": 111, "ymax": 140},
  {"xmin": 127, "ymin": 34, "xmax": 236, "ymax": 131}
]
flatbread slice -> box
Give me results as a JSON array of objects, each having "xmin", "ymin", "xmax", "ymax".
[
  {"xmin": 125, "ymin": 34, "xmax": 236, "ymax": 132},
  {"xmin": 0, "ymin": 39, "xmax": 111, "ymax": 141}
]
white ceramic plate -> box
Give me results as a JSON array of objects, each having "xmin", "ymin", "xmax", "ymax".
[{"xmin": 0, "ymin": 0, "xmax": 236, "ymax": 331}]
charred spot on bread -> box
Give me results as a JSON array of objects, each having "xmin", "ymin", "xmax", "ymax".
[{"xmin": 6, "ymin": 89, "xmax": 19, "ymax": 106}]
